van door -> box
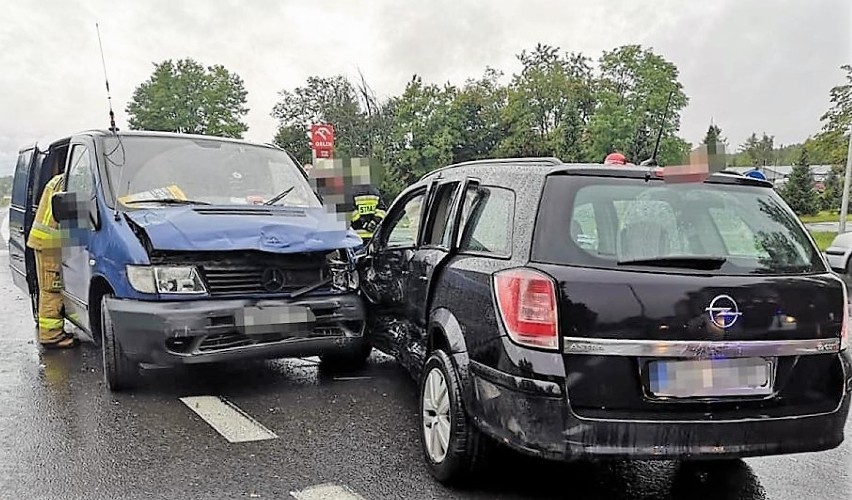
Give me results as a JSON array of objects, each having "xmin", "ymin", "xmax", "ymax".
[
  {"xmin": 8, "ymin": 146, "xmax": 40, "ymax": 299},
  {"xmin": 59, "ymin": 141, "xmax": 97, "ymax": 332}
]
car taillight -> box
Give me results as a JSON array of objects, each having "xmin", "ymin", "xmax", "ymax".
[
  {"xmin": 493, "ymin": 268, "xmax": 559, "ymax": 350},
  {"xmin": 842, "ymin": 280, "xmax": 849, "ymax": 351}
]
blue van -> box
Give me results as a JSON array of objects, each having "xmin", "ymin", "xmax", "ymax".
[{"xmin": 8, "ymin": 130, "xmax": 369, "ymax": 390}]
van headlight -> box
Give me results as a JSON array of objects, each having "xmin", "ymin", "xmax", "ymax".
[{"xmin": 127, "ymin": 265, "xmax": 207, "ymax": 294}]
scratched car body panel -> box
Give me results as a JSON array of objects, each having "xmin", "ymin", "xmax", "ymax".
[{"xmin": 359, "ymin": 157, "xmax": 852, "ymax": 475}]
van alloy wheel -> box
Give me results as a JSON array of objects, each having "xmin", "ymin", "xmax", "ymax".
[{"xmin": 422, "ymin": 367, "xmax": 452, "ymax": 463}]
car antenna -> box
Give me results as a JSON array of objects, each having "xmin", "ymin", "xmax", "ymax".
[
  {"xmin": 640, "ymin": 89, "xmax": 675, "ymax": 168},
  {"xmin": 96, "ymin": 23, "xmax": 126, "ymax": 221}
]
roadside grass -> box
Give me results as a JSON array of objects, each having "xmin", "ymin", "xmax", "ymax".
[
  {"xmin": 809, "ymin": 231, "xmax": 837, "ymax": 251},
  {"xmin": 800, "ymin": 211, "xmax": 840, "ymax": 224}
]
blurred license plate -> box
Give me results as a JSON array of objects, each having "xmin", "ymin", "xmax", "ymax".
[{"xmin": 648, "ymin": 357, "xmax": 774, "ymax": 398}]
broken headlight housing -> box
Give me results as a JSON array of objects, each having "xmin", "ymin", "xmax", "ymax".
[
  {"xmin": 327, "ymin": 250, "xmax": 359, "ymax": 291},
  {"xmin": 127, "ymin": 265, "xmax": 207, "ymax": 294}
]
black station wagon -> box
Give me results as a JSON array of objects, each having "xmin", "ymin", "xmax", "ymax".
[{"xmin": 358, "ymin": 157, "xmax": 851, "ymax": 483}]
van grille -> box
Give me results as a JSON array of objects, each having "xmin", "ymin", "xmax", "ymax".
[{"xmin": 201, "ymin": 265, "xmax": 324, "ymax": 295}]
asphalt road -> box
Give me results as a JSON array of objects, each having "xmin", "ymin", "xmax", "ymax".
[{"xmin": 0, "ymin": 208, "xmax": 850, "ymax": 500}]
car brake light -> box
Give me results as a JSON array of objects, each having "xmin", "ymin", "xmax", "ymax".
[
  {"xmin": 493, "ymin": 268, "xmax": 559, "ymax": 350},
  {"xmin": 842, "ymin": 281, "xmax": 849, "ymax": 351}
]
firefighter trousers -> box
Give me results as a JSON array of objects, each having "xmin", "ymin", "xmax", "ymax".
[{"xmin": 34, "ymin": 250, "xmax": 65, "ymax": 343}]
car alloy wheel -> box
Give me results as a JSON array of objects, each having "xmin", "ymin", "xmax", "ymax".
[{"xmin": 422, "ymin": 366, "xmax": 452, "ymax": 463}]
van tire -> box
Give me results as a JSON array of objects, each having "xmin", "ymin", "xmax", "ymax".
[
  {"xmin": 319, "ymin": 341, "xmax": 372, "ymax": 371},
  {"xmin": 420, "ymin": 349, "xmax": 491, "ymax": 485},
  {"xmin": 101, "ymin": 294, "xmax": 137, "ymax": 391}
]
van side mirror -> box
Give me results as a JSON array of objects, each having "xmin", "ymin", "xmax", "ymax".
[
  {"xmin": 51, "ymin": 191, "xmax": 77, "ymax": 223},
  {"xmin": 51, "ymin": 191, "xmax": 98, "ymax": 230}
]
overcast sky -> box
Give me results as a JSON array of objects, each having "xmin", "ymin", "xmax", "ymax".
[{"xmin": 1, "ymin": 0, "xmax": 849, "ymax": 175}]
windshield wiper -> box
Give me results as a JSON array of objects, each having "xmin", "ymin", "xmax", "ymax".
[
  {"xmin": 123, "ymin": 198, "xmax": 211, "ymax": 206},
  {"xmin": 617, "ymin": 256, "xmax": 727, "ymax": 270},
  {"xmin": 264, "ymin": 186, "xmax": 295, "ymax": 206}
]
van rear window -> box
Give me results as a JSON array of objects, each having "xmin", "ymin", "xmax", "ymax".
[{"xmin": 531, "ymin": 175, "xmax": 825, "ymax": 275}]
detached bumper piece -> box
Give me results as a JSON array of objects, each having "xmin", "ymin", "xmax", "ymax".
[
  {"xmin": 105, "ymin": 294, "xmax": 365, "ymax": 365},
  {"xmin": 468, "ymin": 351, "xmax": 852, "ymax": 461}
]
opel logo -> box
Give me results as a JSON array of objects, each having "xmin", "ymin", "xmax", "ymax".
[
  {"xmin": 261, "ymin": 267, "xmax": 286, "ymax": 292},
  {"xmin": 705, "ymin": 294, "xmax": 742, "ymax": 329}
]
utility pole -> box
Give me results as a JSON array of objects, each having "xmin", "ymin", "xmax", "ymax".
[{"xmin": 839, "ymin": 124, "xmax": 852, "ymax": 233}]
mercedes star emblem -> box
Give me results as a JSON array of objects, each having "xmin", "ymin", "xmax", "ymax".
[{"xmin": 261, "ymin": 267, "xmax": 286, "ymax": 292}]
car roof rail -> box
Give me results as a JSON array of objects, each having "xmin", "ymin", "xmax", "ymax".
[{"xmin": 420, "ymin": 157, "xmax": 563, "ymax": 181}]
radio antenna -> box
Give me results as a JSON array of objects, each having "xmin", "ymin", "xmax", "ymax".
[
  {"xmin": 96, "ymin": 23, "xmax": 117, "ymax": 133},
  {"xmin": 641, "ymin": 90, "xmax": 675, "ymax": 167}
]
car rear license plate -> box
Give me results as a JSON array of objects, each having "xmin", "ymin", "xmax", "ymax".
[{"xmin": 647, "ymin": 357, "xmax": 774, "ymax": 398}]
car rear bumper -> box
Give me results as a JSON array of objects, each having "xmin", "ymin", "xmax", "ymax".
[
  {"xmin": 467, "ymin": 351, "xmax": 852, "ymax": 461},
  {"xmin": 105, "ymin": 294, "xmax": 365, "ymax": 366}
]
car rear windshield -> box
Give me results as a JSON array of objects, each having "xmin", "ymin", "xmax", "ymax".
[{"xmin": 531, "ymin": 175, "xmax": 826, "ymax": 275}]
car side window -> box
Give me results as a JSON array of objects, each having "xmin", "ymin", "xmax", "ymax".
[
  {"xmin": 423, "ymin": 182, "xmax": 461, "ymax": 247},
  {"xmin": 385, "ymin": 192, "xmax": 425, "ymax": 248},
  {"xmin": 66, "ymin": 145, "xmax": 93, "ymax": 196},
  {"xmin": 12, "ymin": 151, "xmax": 33, "ymax": 204},
  {"xmin": 459, "ymin": 186, "xmax": 514, "ymax": 256}
]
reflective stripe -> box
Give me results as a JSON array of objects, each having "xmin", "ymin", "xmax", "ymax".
[
  {"xmin": 562, "ymin": 337, "xmax": 841, "ymax": 357},
  {"xmin": 355, "ymin": 229, "xmax": 373, "ymax": 238},
  {"xmin": 38, "ymin": 317, "xmax": 64, "ymax": 330}
]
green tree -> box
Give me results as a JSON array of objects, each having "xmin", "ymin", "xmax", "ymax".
[
  {"xmin": 586, "ymin": 45, "xmax": 690, "ymax": 165},
  {"xmin": 737, "ymin": 132, "xmax": 775, "ymax": 167},
  {"xmin": 377, "ymin": 76, "xmax": 459, "ymax": 198},
  {"xmin": 498, "ymin": 44, "xmax": 595, "ymax": 161},
  {"xmin": 780, "ymin": 147, "xmax": 819, "ymax": 215},
  {"xmin": 812, "ymin": 65, "xmax": 852, "ymax": 166},
  {"xmin": 702, "ymin": 123, "xmax": 727, "ymax": 169},
  {"xmin": 821, "ymin": 164, "xmax": 844, "ymax": 211},
  {"xmin": 449, "ymin": 68, "xmax": 507, "ymax": 163},
  {"xmin": 702, "ymin": 123, "xmax": 724, "ymax": 146},
  {"xmin": 271, "ymin": 75, "xmax": 380, "ymax": 159},
  {"xmin": 126, "ymin": 59, "xmax": 249, "ymax": 138}
]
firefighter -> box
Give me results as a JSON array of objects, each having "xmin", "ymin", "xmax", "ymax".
[
  {"xmin": 350, "ymin": 185, "xmax": 386, "ymax": 246},
  {"xmin": 27, "ymin": 173, "xmax": 78, "ymax": 349}
]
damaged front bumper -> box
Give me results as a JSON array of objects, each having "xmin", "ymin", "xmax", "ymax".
[
  {"xmin": 105, "ymin": 294, "xmax": 365, "ymax": 366},
  {"xmin": 467, "ymin": 351, "xmax": 852, "ymax": 461}
]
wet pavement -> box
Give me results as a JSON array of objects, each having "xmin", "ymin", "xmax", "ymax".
[{"xmin": 0, "ymin": 209, "xmax": 850, "ymax": 499}]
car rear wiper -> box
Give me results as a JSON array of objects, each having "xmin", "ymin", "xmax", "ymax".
[
  {"xmin": 264, "ymin": 186, "xmax": 295, "ymax": 206},
  {"xmin": 123, "ymin": 198, "xmax": 211, "ymax": 206},
  {"xmin": 617, "ymin": 256, "xmax": 727, "ymax": 270}
]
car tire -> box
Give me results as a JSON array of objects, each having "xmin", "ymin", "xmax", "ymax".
[
  {"xmin": 100, "ymin": 294, "xmax": 137, "ymax": 391},
  {"xmin": 420, "ymin": 349, "xmax": 491, "ymax": 485},
  {"xmin": 319, "ymin": 340, "xmax": 372, "ymax": 372}
]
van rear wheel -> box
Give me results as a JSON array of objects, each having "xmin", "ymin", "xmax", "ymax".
[{"xmin": 101, "ymin": 294, "xmax": 137, "ymax": 391}]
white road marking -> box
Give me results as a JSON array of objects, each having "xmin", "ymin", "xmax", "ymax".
[
  {"xmin": 290, "ymin": 483, "xmax": 366, "ymax": 500},
  {"xmin": 180, "ymin": 395, "xmax": 278, "ymax": 443}
]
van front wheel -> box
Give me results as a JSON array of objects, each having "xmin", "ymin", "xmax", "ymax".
[{"xmin": 100, "ymin": 294, "xmax": 137, "ymax": 391}]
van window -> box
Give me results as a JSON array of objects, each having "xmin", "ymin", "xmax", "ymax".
[
  {"xmin": 66, "ymin": 145, "xmax": 93, "ymax": 196},
  {"xmin": 532, "ymin": 176, "xmax": 824, "ymax": 275},
  {"xmin": 12, "ymin": 150, "xmax": 33, "ymax": 204},
  {"xmin": 459, "ymin": 186, "xmax": 514, "ymax": 256}
]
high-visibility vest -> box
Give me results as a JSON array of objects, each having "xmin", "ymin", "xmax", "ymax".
[
  {"xmin": 27, "ymin": 174, "xmax": 64, "ymax": 251},
  {"xmin": 351, "ymin": 194, "xmax": 386, "ymax": 239}
]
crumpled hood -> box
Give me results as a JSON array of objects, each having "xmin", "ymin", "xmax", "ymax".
[{"xmin": 124, "ymin": 206, "xmax": 361, "ymax": 253}]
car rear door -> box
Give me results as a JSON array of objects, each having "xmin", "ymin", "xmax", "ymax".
[
  {"xmin": 406, "ymin": 179, "xmax": 466, "ymax": 327},
  {"xmin": 8, "ymin": 145, "xmax": 40, "ymax": 296}
]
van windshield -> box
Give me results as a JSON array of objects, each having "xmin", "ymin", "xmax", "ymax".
[
  {"xmin": 101, "ymin": 135, "xmax": 320, "ymax": 208},
  {"xmin": 532, "ymin": 175, "xmax": 826, "ymax": 275}
]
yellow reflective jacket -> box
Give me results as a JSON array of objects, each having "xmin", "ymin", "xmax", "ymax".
[{"xmin": 27, "ymin": 174, "xmax": 65, "ymax": 253}]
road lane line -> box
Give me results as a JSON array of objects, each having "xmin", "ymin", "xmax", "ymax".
[
  {"xmin": 180, "ymin": 395, "xmax": 278, "ymax": 443},
  {"xmin": 1, "ymin": 209, "xmax": 9, "ymax": 249},
  {"xmin": 290, "ymin": 483, "xmax": 366, "ymax": 500}
]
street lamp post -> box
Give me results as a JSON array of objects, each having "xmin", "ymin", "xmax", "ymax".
[{"xmin": 839, "ymin": 125, "xmax": 852, "ymax": 233}]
